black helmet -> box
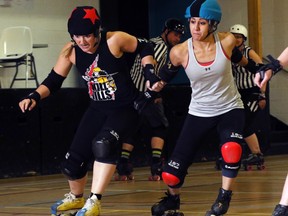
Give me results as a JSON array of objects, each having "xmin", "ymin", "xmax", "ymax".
[
  {"xmin": 68, "ymin": 6, "xmax": 101, "ymax": 37},
  {"xmin": 163, "ymin": 18, "xmax": 185, "ymax": 35}
]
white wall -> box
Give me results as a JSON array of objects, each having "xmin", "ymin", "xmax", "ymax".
[{"xmin": 0, "ymin": 0, "xmax": 99, "ymax": 88}]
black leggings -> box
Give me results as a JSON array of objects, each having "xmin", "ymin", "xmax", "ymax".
[
  {"xmin": 163, "ymin": 108, "xmax": 245, "ymax": 187},
  {"xmin": 68, "ymin": 105, "xmax": 139, "ymax": 165}
]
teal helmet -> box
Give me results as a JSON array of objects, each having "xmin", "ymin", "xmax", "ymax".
[{"xmin": 184, "ymin": 0, "xmax": 222, "ymax": 23}]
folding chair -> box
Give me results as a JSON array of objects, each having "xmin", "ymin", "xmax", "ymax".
[{"xmin": 0, "ymin": 26, "xmax": 39, "ymax": 88}]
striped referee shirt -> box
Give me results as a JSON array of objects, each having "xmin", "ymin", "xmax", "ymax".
[{"xmin": 130, "ymin": 36, "xmax": 169, "ymax": 92}]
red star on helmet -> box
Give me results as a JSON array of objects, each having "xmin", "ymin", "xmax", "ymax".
[{"xmin": 83, "ymin": 8, "xmax": 99, "ymax": 24}]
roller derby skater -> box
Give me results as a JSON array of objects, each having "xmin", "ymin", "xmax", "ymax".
[
  {"xmin": 205, "ymin": 188, "xmax": 232, "ymax": 216},
  {"xmin": 150, "ymin": 0, "xmax": 254, "ymax": 215},
  {"xmin": 242, "ymin": 153, "xmax": 265, "ymax": 171},
  {"xmin": 149, "ymin": 158, "xmax": 164, "ymax": 181},
  {"xmin": 18, "ymin": 5, "xmax": 162, "ymax": 216},
  {"xmin": 117, "ymin": 18, "xmax": 185, "ymax": 182},
  {"xmin": 50, "ymin": 192, "xmax": 84, "ymax": 216},
  {"xmin": 254, "ymin": 49, "xmax": 288, "ymax": 216},
  {"xmin": 230, "ymin": 23, "xmax": 267, "ymax": 172},
  {"xmin": 114, "ymin": 158, "xmax": 134, "ymax": 181},
  {"xmin": 151, "ymin": 191, "xmax": 184, "ymax": 216}
]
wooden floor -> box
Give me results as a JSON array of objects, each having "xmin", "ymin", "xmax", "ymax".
[{"xmin": 0, "ymin": 154, "xmax": 287, "ymax": 216}]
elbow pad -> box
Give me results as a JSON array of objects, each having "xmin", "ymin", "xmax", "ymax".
[
  {"xmin": 231, "ymin": 47, "xmax": 243, "ymax": 63},
  {"xmin": 136, "ymin": 38, "xmax": 154, "ymax": 59},
  {"xmin": 159, "ymin": 61, "xmax": 180, "ymax": 83},
  {"xmin": 41, "ymin": 69, "xmax": 66, "ymax": 94}
]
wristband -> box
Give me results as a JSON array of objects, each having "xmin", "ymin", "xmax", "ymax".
[{"xmin": 27, "ymin": 91, "xmax": 41, "ymax": 103}]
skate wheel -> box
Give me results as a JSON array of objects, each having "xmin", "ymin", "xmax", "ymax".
[
  {"xmin": 114, "ymin": 175, "xmax": 128, "ymax": 181},
  {"xmin": 148, "ymin": 175, "xmax": 161, "ymax": 181},
  {"xmin": 257, "ymin": 164, "xmax": 265, "ymax": 170},
  {"xmin": 128, "ymin": 175, "xmax": 135, "ymax": 180},
  {"xmin": 247, "ymin": 165, "xmax": 253, "ymax": 171}
]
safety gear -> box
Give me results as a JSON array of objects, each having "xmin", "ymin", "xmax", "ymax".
[
  {"xmin": 184, "ymin": 0, "xmax": 222, "ymax": 22},
  {"xmin": 163, "ymin": 18, "xmax": 185, "ymax": 35},
  {"xmin": 51, "ymin": 192, "xmax": 85, "ymax": 215},
  {"xmin": 221, "ymin": 142, "xmax": 242, "ymax": 163},
  {"xmin": 143, "ymin": 64, "xmax": 160, "ymax": 87},
  {"xmin": 61, "ymin": 151, "xmax": 88, "ymax": 180},
  {"xmin": 162, "ymin": 172, "xmax": 180, "ymax": 186},
  {"xmin": 41, "ymin": 69, "xmax": 65, "ymax": 94},
  {"xmin": 68, "ymin": 6, "xmax": 101, "ymax": 37},
  {"xmin": 136, "ymin": 38, "xmax": 154, "ymax": 59},
  {"xmin": 230, "ymin": 24, "xmax": 248, "ymax": 40},
  {"xmin": 92, "ymin": 128, "xmax": 119, "ymax": 161},
  {"xmin": 159, "ymin": 60, "xmax": 180, "ymax": 83},
  {"xmin": 258, "ymin": 54, "xmax": 283, "ymax": 79}
]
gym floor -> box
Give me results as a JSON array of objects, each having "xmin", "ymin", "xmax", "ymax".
[{"xmin": 0, "ymin": 154, "xmax": 287, "ymax": 216}]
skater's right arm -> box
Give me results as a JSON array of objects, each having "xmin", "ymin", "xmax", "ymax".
[{"xmin": 18, "ymin": 42, "xmax": 74, "ymax": 113}]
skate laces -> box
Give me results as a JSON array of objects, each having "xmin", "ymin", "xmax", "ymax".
[
  {"xmin": 83, "ymin": 197, "xmax": 96, "ymax": 209},
  {"xmin": 63, "ymin": 192, "xmax": 76, "ymax": 202}
]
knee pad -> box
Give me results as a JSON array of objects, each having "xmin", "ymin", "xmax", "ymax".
[
  {"xmin": 162, "ymin": 158, "xmax": 187, "ymax": 188},
  {"xmin": 152, "ymin": 126, "xmax": 167, "ymax": 140},
  {"xmin": 162, "ymin": 172, "xmax": 180, "ymax": 186},
  {"xmin": 61, "ymin": 151, "xmax": 88, "ymax": 180},
  {"xmin": 221, "ymin": 142, "xmax": 242, "ymax": 170},
  {"xmin": 92, "ymin": 128, "xmax": 119, "ymax": 162}
]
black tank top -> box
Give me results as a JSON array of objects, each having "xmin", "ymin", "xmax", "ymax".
[{"xmin": 75, "ymin": 31, "xmax": 138, "ymax": 108}]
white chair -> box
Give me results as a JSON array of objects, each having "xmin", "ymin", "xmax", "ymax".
[{"xmin": 0, "ymin": 26, "xmax": 39, "ymax": 88}]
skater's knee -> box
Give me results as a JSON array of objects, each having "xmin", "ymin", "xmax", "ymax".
[
  {"xmin": 61, "ymin": 151, "xmax": 88, "ymax": 180},
  {"xmin": 162, "ymin": 158, "xmax": 187, "ymax": 188},
  {"xmin": 92, "ymin": 128, "xmax": 119, "ymax": 163},
  {"xmin": 221, "ymin": 142, "xmax": 242, "ymax": 163},
  {"xmin": 221, "ymin": 142, "xmax": 242, "ymax": 172},
  {"xmin": 162, "ymin": 172, "xmax": 180, "ymax": 187}
]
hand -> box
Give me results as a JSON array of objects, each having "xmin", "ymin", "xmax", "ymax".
[
  {"xmin": 254, "ymin": 69, "xmax": 272, "ymax": 90},
  {"xmin": 18, "ymin": 91, "xmax": 40, "ymax": 113},
  {"xmin": 19, "ymin": 98, "xmax": 36, "ymax": 113},
  {"xmin": 146, "ymin": 80, "xmax": 166, "ymax": 92}
]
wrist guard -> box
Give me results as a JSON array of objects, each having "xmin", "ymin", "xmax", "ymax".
[
  {"xmin": 26, "ymin": 91, "xmax": 41, "ymax": 103},
  {"xmin": 143, "ymin": 64, "xmax": 160, "ymax": 87},
  {"xmin": 159, "ymin": 61, "xmax": 180, "ymax": 83},
  {"xmin": 244, "ymin": 59, "xmax": 264, "ymax": 73},
  {"xmin": 258, "ymin": 55, "xmax": 283, "ymax": 79},
  {"xmin": 41, "ymin": 69, "xmax": 65, "ymax": 94}
]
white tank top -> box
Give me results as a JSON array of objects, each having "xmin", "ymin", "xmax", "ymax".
[{"xmin": 186, "ymin": 33, "xmax": 243, "ymax": 117}]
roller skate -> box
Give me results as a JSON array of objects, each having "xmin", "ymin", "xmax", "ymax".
[
  {"xmin": 51, "ymin": 192, "xmax": 84, "ymax": 216},
  {"xmin": 214, "ymin": 157, "xmax": 222, "ymax": 171},
  {"xmin": 76, "ymin": 195, "xmax": 101, "ymax": 216},
  {"xmin": 205, "ymin": 188, "xmax": 232, "ymax": 216},
  {"xmin": 151, "ymin": 191, "xmax": 184, "ymax": 216},
  {"xmin": 272, "ymin": 204, "xmax": 288, "ymax": 216},
  {"xmin": 149, "ymin": 160, "xmax": 164, "ymax": 181},
  {"xmin": 114, "ymin": 161, "xmax": 134, "ymax": 181},
  {"xmin": 242, "ymin": 153, "xmax": 265, "ymax": 171}
]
